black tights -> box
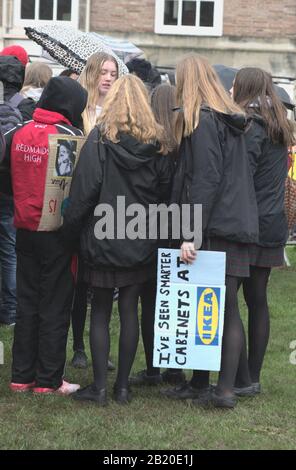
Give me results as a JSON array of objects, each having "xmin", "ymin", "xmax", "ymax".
[
  {"xmin": 90, "ymin": 284, "xmax": 141, "ymax": 390},
  {"xmin": 235, "ymin": 266, "xmax": 271, "ymax": 386},
  {"xmin": 71, "ymin": 281, "xmax": 88, "ymax": 352},
  {"xmin": 191, "ymin": 275, "xmax": 245, "ymax": 395},
  {"xmin": 140, "ymin": 279, "xmax": 159, "ymax": 376}
]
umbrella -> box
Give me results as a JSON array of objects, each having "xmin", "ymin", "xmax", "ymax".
[
  {"xmin": 25, "ymin": 25, "xmax": 128, "ymax": 76},
  {"xmin": 90, "ymin": 33, "xmax": 143, "ymax": 64}
]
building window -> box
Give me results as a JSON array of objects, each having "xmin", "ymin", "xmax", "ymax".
[
  {"xmin": 15, "ymin": 0, "xmax": 79, "ymax": 26},
  {"xmin": 155, "ymin": 0, "xmax": 224, "ymax": 36}
]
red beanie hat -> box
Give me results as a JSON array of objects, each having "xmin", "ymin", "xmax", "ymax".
[{"xmin": 0, "ymin": 45, "xmax": 29, "ymax": 66}]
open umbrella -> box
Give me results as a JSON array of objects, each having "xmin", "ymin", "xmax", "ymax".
[
  {"xmin": 25, "ymin": 25, "xmax": 128, "ymax": 76},
  {"xmin": 90, "ymin": 33, "xmax": 143, "ymax": 64}
]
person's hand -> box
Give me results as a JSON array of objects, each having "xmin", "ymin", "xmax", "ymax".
[{"xmin": 180, "ymin": 242, "xmax": 197, "ymax": 264}]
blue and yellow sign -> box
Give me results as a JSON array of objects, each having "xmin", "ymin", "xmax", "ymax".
[{"xmin": 195, "ymin": 287, "xmax": 220, "ymax": 346}]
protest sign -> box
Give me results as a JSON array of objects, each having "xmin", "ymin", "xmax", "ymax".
[
  {"xmin": 38, "ymin": 134, "xmax": 86, "ymax": 231},
  {"xmin": 153, "ymin": 249, "xmax": 226, "ymax": 371}
]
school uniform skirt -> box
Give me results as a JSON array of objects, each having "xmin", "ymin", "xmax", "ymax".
[
  {"xmin": 248, "ymin": 244, "xmax": 284, "ymax": 268},
  {"xmin": 84, "ymin": 263, "xmax": 156, "ymax": 289},
  {"xmin": 203, "ymin": 237, "xmax": 251, "ymax": 278}
]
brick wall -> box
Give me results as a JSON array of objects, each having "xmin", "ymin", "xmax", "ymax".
[
  {"xmin": 90, "ymin": 0, "xmax": 296, "ymax": 38},
  {"xmin": 224, "ymin": 0, "xmax": 296, "ymax": 37},
  {"xmin": 90, "ymin": 0, "xmax": 155, "ymax": 33}
]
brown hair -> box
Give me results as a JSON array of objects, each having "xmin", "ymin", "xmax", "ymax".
[
  {"xmin": 233, "ymin": 67, "xmax": 295, "ymax": 146},
  {"xmin": 79, "ymin": 52, "xmax": 118, "ymax": 135},
  {"xmin": 175, "ymin": 54, "xmax": 243, "ymax": 141},
  {"xmin": 150, "ymin": 83, "xmax": 178, "ymax": 153},
  {"xmin": 97, "ymin": 74, "xmax": 168, "ymax": 154},
  {"xmin": 22, "ymin": 62, "xmax": 52, "ymax": 89}
]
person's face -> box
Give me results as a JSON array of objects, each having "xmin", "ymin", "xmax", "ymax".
[
  {"xmin": 98, "ymin": 60, "xmax": 118, "ymax": 97},
  {"xmin": 58, "ymin": 145, "xmax": 71, "ymax": 175},
  {"xmin": 70, "ymin": 72, "xmax": 79, "ymax": 80}
]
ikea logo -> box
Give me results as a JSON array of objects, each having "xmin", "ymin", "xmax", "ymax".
[{"xmin": 195, "ymin": 287, "xmax": 220, "ymax": 346}]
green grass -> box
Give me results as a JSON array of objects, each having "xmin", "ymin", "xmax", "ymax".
[{"xmin": 0, "ymin": 247, "xmax": 296, "ymax": 450}]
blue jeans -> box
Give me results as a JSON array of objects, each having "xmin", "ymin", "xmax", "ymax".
[{"xmin": 0, "ymin": 194, "xmax": 17, "ymax": 324}]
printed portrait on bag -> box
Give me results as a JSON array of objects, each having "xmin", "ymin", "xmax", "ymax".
[{"xmin": 54, "ymin": 139, "xmax": 77, "ymax": 178}]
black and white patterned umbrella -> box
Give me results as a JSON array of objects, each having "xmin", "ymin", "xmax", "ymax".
[{"xmin": 25, "ymin": 25, "xmax": 128, "ymax": 76}]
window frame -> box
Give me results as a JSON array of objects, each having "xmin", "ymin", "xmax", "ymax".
[
  {"xmin": 154, "ymin": 0, "xmax": 224, "ymax": 36},
  {"xmin": 14, "ymin": 0, "xmax": 79, "ymax": 27}
]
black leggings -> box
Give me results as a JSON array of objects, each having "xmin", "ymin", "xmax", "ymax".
[
  {"xmin": 235, "ymin": 266, "xmax": 271, "ymax": 386},
  {"xmin": 191, "ymin": 275, "xmax": 245, "ymax": 395},
  {"xmin": 90, "ymin": 284, "xmax": 142, "ymax": 390},
  {"xmin": 71, "ymin": 281, "xmax": 88, "ymax": 352}
]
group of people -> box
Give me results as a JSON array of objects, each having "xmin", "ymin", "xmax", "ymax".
[{"xmin": 0, "ymin": 44, "xmax": 294, "ymax": 409}]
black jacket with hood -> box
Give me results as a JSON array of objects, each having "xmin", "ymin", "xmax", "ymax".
[
  {"xmin": 62, "ymin": 127, "xmax": 173, "ymax": 270},
  {"xmin": 244, "ymin": 115, "xmax": 288, "ymax": 247},
  {"xmin": 170, "ymin": 107, "xmax": 259, "ymax": 244},
  {"xmin": 0, "ymin": 55, "xmax": 36, "ymax": 194}
]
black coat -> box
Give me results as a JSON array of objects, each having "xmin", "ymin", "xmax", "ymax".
[
  {"xmin": 0, "ymin": 56, "xmax": 36, "ymax": 194},
  {"xmin": 62, "ymin": 127, "xmax": 173, "ymax": 270},
  {"xmin": 245, "ymin": 116, "xmax": 288, "ymax": 247},
  {"xmin": 171, "ymin": 107, "xmax": 259, "ymax": 244}
]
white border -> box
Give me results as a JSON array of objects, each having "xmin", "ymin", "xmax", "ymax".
[
  {"xmin": 155, "ymin": 0, "xmax": 224, "ymax": 36},
  {"xmin": 14, "ymin": 0, "xmax": 79, "ymax": 28}
]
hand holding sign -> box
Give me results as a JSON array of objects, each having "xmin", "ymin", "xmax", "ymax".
[{"xmin": 180, "ymin": 241, "xmax": 197, "ymax": 264}]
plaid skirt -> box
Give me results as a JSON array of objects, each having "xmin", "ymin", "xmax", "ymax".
[
  {"xmin": 249, "ymin": 245, "xmax": 284, "ymax": 268},
  {"xmin": 203, "ymin": 237, "xmax": 251, "ymax": 278},
  {"xmin": 83, "ymin": 263, "xmax": 156, "ymax": 289}
]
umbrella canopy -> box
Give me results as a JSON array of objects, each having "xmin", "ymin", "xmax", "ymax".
[
  {"xmin": 25, "ymin": 25, "xmax": 128, "ymax": 76},
  {"xmin": 90, "ymin": 33, "xmax": 143, "ymax": 63}
]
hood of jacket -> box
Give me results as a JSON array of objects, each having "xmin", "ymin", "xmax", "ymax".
[
  {"xmin": 33, "ymin": 107, "xmax": 72, "ymax": 126},
  {"xmin": 201, "ymin": 106, "xmax": 249, "ymax": 136},
  {"xmin": 0, "ymin": 56, "xmax": 25, "ymax": 92},
  {"xmin": 37, "ymin": 76, "xmax": 87, "ymax": 129},
  {"xmin": 103, "ymin": 132, "xmax": 160, "ymax": 171}
]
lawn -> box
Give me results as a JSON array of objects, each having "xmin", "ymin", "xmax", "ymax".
[{"xmin": 0, "ymin": 247, "xmax": 295, "ymax": 450}]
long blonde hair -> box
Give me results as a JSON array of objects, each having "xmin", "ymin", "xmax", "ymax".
[
  {"xmin": 97, "ymin": 74, "xmax": 168, "ymax": 154},
  {"xmin": 79, "ymin": 52, "xmax": 118, "ymax": 135},
  {"xmin": 175, "ymin": 54, "xmax": 243, "ymax": 140},
  {"xmin": 22, "ymin": 62, "xmax": 52, "ymax": 91}
]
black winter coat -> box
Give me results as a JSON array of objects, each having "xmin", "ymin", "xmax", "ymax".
[
  {"xmin": 0, "ymin": 56, "xmax": 36, "ymax": 194},
  {"xmin": 170, "ymin": 107, "xmax": 259, "ymax": 244},
  {"xmin": 62, "ymin": 127, "xmax": 173, "ymax": 270},
  {"xmin": 245, "ymin": 116, "xmax": 288, "ymax": 247}
]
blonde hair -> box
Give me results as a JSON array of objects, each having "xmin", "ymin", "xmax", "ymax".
[
  {"xmin": 175, "ymin": 54, "xmax": 243, "ymax": 140},
  {"xmin": 97, "ymin": 74, "xmax": 168, "ymax": 154},
  {"xmin": 79, "ymin": 52, "xmax": 118, "ymax": 135},
  {"xmin": 22, "ymin": 62, "xmax": 52, "ymax": 91}
]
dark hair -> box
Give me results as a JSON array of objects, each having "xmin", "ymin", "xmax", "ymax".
[
  {"xmin": 233, "ymin": 67, "xmax": 294, "ymax": 146},
  {"xmin": 60, "ymin": 68, "xmax": 76, "ymax": 77},
  {"xmin": 55, "ymin": 140, "xmax": 75, "ymax": 176},
  {"xmin": 150, "ymin": 83, "xmax": 178, "ymax": 153},
  {"xmin": 126, "ymin": 58, "xmax": 161, "ymax": 91}
]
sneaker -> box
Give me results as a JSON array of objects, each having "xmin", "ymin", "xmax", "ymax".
[
  {"xmin": 161, "ymin": 382, "xmax": 199, "ymax": 400},
  {"xmin": 10, "ymin": 381, "xmax": 36, "ymax": 392},
  {"xmin": 113, "ymin": 384, "xmax": 132, "ymax": 404},
  {"xmin": 233, "ymin": 384, "xmax": 256, "ymax": 397},
  {"xmin": 72, "ymin": 384, "xmax": 107, "ymax": 406},
  {"xmin": 129, "ymin": 369, "xmax": 162, "ymax": 386},
  {"xmin": 33, "ymin": 380, "xmax": 80, "ymax": 395},
  {"xmin": 161, "ymin": 370, "xmax": 186, "ymax": 385},
  {"xmin": 71, "ymin": 350, "xmax": 88, "ymax": 369}
]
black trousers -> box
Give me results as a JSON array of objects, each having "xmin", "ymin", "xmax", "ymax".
[{"xmin": 11, "ymin": 229, "xmax": 74, "ymax": 389}]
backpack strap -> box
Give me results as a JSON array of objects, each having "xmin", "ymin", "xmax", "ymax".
[
  {"xmin": 55, "ymin": 123, "xmax": 83, "ymax": 136},
  {"xmin": 9, "ymin": 93, "xmax": 24, "ymax": 109}
]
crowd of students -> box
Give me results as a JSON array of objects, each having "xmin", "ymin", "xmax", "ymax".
[{"xmin": 0, "ymin": 44, "xmax": 294, "ymax": 408}]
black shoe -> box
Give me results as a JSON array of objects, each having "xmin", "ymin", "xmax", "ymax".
[
  {"xmin": 108, "ymin": 359, "xmax": 116, "ymax": 371},
  {"xmin": 161, "ymin": 382, "xmax": 199, "ymax": 400},
  {"xmin": 252, "ymin": 382, "xmax": 261, "ymax": 394},
  {"xmin": 211, "ymin": 391, "xmax": 236, "ymax": 409},
  {"xmin": 161, "ymin": 370, "xmax": 186, "ymax": 385},
  {"xmin": 129, "ymin": 369, "xmax": 162, "ymax": 386},
  {"xmin": 191, "ymin": 387, "xmax": 214, "ymax": 408},
  {"xmin": 113, "ymin": 386, "xmax": 131, "ymax": 404},
  {"xmin": 72, "ymin": 384, "xmax": 107, "ymax": 406},
  {"xmin": 71, "ymin": 350, "xmax": 88, "ymax": 369},
  {"xmin": 233, "ymin": 384, "xmax": 256, "ymax": 397}
]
